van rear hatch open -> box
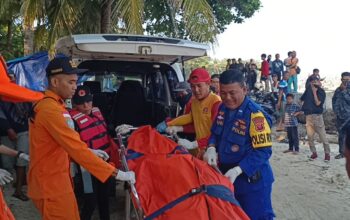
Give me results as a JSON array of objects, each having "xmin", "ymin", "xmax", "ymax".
[{"xmin": 55, "ymin": 34, "xmax": 209, "ymax": 63}]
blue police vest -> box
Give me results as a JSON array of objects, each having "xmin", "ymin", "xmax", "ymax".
[{"xmin": 211, "ymin": 97, "xmax": 274, "ymax": 194}]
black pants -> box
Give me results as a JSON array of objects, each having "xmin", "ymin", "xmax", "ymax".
[
  {"xmin": 287, "ymin": 126, "xmax": 299, "ymax": 151},
  {"xmin": 80, "ymin": 176, "xmax": 111, "ymax": 220}
]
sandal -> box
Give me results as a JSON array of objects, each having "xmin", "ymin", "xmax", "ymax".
[{"xmin": 12, "ymin": 193, "xmax": 29, "ymax": 201}]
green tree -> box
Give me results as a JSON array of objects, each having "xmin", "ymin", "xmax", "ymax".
[
  {"xmin": 0, "ymin": 0, "xmax": 23, "ymax": 59},
  {"xmin": 2, "ymin": 0, "xmax": 261, "ymax": 58},
  {"xmin": 145, "ymin": 0, "xmax": 261, "ymax": 41},
  {"xmin": 185, "ymin": 57, "xmax": 227, "ymax": 77}
]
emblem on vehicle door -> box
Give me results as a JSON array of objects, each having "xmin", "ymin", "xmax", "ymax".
[{"xmin": 138, "ymin": 46, "xmax": 152, "ymax": 55}]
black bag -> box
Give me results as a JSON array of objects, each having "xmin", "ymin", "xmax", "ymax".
[{"xmin": 291, "ymin": 57, "xmax": 301, "ymax": 74}]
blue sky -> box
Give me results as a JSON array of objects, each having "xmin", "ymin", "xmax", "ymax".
[{"xmin": 211, "ymin": 0, "xmax": 350, "ymax": 80}]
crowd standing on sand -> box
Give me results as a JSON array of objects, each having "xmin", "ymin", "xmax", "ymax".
[
  {"xmin": 224, "ymin": 52, "xmax": 350, "ymax": 162},
  {"xmin": 0, "ymin": 50, "xmax": 350, "ymax": 220}
]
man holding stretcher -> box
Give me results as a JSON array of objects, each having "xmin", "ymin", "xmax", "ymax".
[
  {"xmin": 204, "ymin": 69, "xmax": 275, "ymax": 220},
  {"xmin": 157, "ymin": 68, "xmax": 221, "ymax": 157},
  {"xmin": 28, "ymin": 57, "xmax": 135, "ymax": 219}
]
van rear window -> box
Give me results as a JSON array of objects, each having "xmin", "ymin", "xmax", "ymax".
[{"xmin": 102, "ymin": 35, "xmax": 180, "ymax": 44}]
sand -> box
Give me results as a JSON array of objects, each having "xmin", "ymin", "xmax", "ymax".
[
  {"xmin": 271, "ymin": 142, "xmax": 350, "ymax": 219},
  {"xmin": 4, "ymin": 136, "xmax": 350, "ymax": 220}
]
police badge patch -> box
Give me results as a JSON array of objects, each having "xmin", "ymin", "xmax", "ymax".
[
  {"xmin": 216, "ymin": 111, "xmax": 225, "ymax": 126},
  {"xmin": 252, "ymin": 116, "xmax": 265, "ymax": 132},
  {"xmin": 232, "ymin": 119, "xmax": 246, "ymax": 135}
]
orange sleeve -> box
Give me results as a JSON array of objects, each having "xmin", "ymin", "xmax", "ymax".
[
  {"xmin": 196, "ymin": 101, "xmax": 221, "ymax": 149},
  {"xmin": 167, "ymin": 113, "xmax": 193, "ymax": 126},
  {"xmin": 40, "ymin": 106, "xmax": 115, "ymax": 183},
  {"xmin": 182, "ymin": 100, "xmax": 195, "ymax": 133}
]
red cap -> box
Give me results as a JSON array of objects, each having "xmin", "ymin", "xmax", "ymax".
[{"xmin": 188, "ymin": 68, "xmax": 211, "ymax": 84}]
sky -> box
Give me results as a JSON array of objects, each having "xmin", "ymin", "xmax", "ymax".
[{"xmin": 211, "ymin": 0, "xmax": 350, "ymax": 81}]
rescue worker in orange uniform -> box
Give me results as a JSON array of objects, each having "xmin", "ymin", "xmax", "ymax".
[
  {"xmin": 0, "ymin": 54, "xmax": 43, "ymax": 220},
  {"xmin": 28, "ymin": 57, "xmax": 135, "ymax": 220},
  {"xmin": 69, "ymin": 85, "xmax": 117, "ymax": 220},
  {"xmin": 157, "ymin": 68, "xmax": 221, "ymax": 156}
]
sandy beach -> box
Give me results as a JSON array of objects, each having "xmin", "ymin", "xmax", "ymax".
[{"xmin": 4, "ymin": 135, "xmax": 350, "ymax": 220}]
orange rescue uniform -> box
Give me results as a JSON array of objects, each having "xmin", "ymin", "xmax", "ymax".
[
  {"xmin": 0, "ymin": 190, "xmax": 15, "ymax": 220},
  {"xmin": 167, "ymin": 92, "xmax": 221, "ymax": 148},
  {"xmin": 28, "ymin": 90, "xmax": 115, "ymax": 219}
]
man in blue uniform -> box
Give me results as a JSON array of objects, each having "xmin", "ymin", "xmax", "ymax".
[{"xmin": 204, "ymin": 69, "xmax": 275, "ymax": 220}]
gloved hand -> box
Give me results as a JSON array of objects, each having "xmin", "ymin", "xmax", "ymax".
[
  {"xmin": 177, "ymin": 138, "xmax": 198, "ymax": 150},
  {"xmin": 166, "ymin": 126, "xmax": 183, "ymax": 135},
  {"xmin": 203, "ymin": 146, "xmax": 217, "ymax": 166},
  {"xmin": 0, "ymin": 169, "xmax": 13, "ymax": 186},
  {"xmin": 115, "ymin": 124, "xmax": 133, "ymax": 135},
  {"xmin": 225, "ymin": 166, "xmax": 243, "ymax": 183},
  {"xmin": 90, "ymin": 149, "xmax": 109, "ymax": 161},
  {"xmin": 116, "ymin": 170, "xmax": 136, "ymax": 184},
  {"xmin": 156, "ymin": 121, "xmax": 167, "ymax": 133},
  {"xmin": 18, "ymin": 152, "xmax": 30, "ymax": 162}
]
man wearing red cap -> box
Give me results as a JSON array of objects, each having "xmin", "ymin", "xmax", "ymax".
[
  {"xmin": 0, "ymin": 54, "xmax": 43, "ymax": 220},
  {"xmin": 157, "ymin": 68, "xmax": 221, "ymax": 156}
]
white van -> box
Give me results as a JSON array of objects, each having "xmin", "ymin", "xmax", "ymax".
[{"xmin": 55, "ymin": 34, "xmax": 209, "ymax": 128}]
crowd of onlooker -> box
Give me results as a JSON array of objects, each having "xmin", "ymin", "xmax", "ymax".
[
  {"xmin": 225, "ymin": 51, "xmax": 299, "ymax": 93},
  {"xmin": 222, "ymin": 51, "xmax": 350, "ymax": 162}
]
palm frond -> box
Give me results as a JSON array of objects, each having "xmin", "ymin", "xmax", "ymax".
[
  {"xmin": 74, "ymin": 0, "xmax": 101, "ymax": 34},
  {"xmin": 0, "ymin": 0, "xmax": 21, "ymax": 21},
  {"xmin": 181, "ymin": 0, "xmax": 218, "ymax": 43},
  {"xmin": 45, "ymin": 0, "xmax": 82, "ymax": 55},
  {"xmin": 21, "ymin": 0, "xmax": 46, "ymax": 26},
  {"xmin": 113, "ymin": 0, "xmax": 144, "ymax": 34}
]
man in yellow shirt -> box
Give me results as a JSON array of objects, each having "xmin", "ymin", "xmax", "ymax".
[
  {"xmin": 157, "ymin": 68, "xmax": 221, "ymax": 156},
  {"xmin": 28, "ymin": 57, "xmax": 135, "ymax": 220}
]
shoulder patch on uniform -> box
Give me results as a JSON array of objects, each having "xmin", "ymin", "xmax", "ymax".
[
  {"xmin": 252, "ymin": 116, "xmax": 265, "ymax": 132},
  {"xmin": 250, "ymin": 112, "xmax": 272, "ymax": 148}
]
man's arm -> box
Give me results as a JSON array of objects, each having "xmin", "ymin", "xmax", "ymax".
[
  {"xmin": 39, "ymin": 107, "xmax": 115, "ymax": 182},
  {"xmin": 0, "ymin": 108, "xmax": 11, "ymax": 133},
  {"xmin": 0, "ymin": 144, "xmax": 18, "ymax": 157},
  {"xmin": 289, "ymin": 58, "xmax": 298, "ymax": 69},
  {"xmin": 182, "ymin": 100, "xmax": 195, "ymax": 133},
  {"xmin": 239, "ymin": 112, "xmax": 272, "ymax": 177},
  {"xmin": 167, "ymin": 113, "xmax": 193, "ymax": 126},
  {"xmin": 312, "ymin": 86, "xmax": 325, "ymax": 107},
  {"xmin": 271, "ymin": 61, "xmax": 276, "ymax": 74},
  {"xmin": 0, "ymin": 104, "xmax": 16, "ymax": 141},
  {"xmin": 332, "ymin": 89, "xmax": 340, "ymax": 113},
  {"xmin": 196, "ymin": 101, "xmax": 221, "ymax": 148}
]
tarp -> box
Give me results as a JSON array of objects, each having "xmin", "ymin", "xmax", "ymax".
[
  {"xmin": 126, "ymin": 126, "xmax": 249, "ymax": 220},
  {"xmin": 7, "ymin": 52, "xmax": 89, "ymax": 91},
  {"xmin": 6, "ymin": 52, "xmax": 63, "ymax": 91}
]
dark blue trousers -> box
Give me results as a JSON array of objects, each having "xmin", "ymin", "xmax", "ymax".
[
  {"xmin": 287, "ymin": 126, "xmax": 299, "ymax": 151},
  {"xmin": 235, "ymin": 185, "xmax": 275, "ymax": 220}
]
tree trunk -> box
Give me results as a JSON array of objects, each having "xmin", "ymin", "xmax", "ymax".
[
  {"xmin": 6, "ymin": 20, "xmax": 13, "ymax": 52},
  {"xmin": 23, "ymin": 22, "xmax": 34, "ymax": 55},
  {"xmin": 100, "ymin": 0, "xmax": 112, "ymax": 33}
]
